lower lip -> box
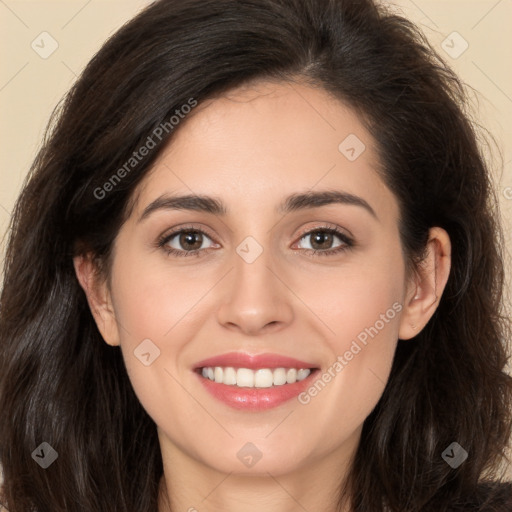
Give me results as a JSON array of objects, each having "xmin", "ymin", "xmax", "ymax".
[{"xmin": 194, "ymin": 369, "xmax": 319, "ymax": 411}]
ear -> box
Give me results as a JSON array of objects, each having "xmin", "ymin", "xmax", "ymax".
[
  {"xmin": 73, "ymin": 254, "xmax": 120, "ymax": 347},
  {"xmin": 398, "ymin": 227, "xmax": 451, "ymax": 340}
]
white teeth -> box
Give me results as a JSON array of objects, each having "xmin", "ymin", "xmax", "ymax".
[
  {"xmin": 286, "ymin": 368, "xmax": 297, "ymax": 383},
  {"xmin": 199, "ymin": 366, "xmax": 312, "ymax": 387},
  {"xmin": 297, "ymin": 369, "xmax": 311, "ymax": 381},
  {"xmin": 273, "ymin": 368, "xmax": 287, "ymax": 385},
  {"xmin": 214, "ymin": 367, "xmax": 223, "ymax": 383},
  {"xmin": 223, "ymin": 366, "xmax": 237, "ymax": 385},
  {"xmin": 236, "ymin": 368, "xmax": 254, "ymax": 387},
  {"xmin": 254, "ymin": 369, "xmax": 273, "ymax": 388}
]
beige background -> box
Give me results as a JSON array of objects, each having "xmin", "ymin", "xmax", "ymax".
[{"xmin": 0, "ymin": 0, "xmax": 511, "ymax": 479}]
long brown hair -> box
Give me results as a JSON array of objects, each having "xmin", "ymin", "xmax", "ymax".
[{"xmin": 1, "ymin": 0, "xmax": 511, "ymax": 510}]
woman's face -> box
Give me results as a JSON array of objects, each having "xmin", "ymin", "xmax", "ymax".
[{"xmin": 89, "ymin": 81, "xmax": 417, "ymax": 476}]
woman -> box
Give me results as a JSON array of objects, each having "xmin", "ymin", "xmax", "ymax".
[{"xmin": 0, "ymin": 0, "xmax": 511, "ymax": 510}]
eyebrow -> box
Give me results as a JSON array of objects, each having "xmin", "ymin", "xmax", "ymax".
[{"xmin": 138, "ymin": 189, "xmax": 377, "ymax": 222}]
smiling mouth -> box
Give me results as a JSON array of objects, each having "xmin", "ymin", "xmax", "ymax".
[{"xmin": 195, "ymin": 366, "xmax": 319, "ymax": 388}]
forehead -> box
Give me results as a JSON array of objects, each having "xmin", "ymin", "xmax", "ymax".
[{"xmin": 131, "ymin": 80, "xmax": 398, "ymax": 224}]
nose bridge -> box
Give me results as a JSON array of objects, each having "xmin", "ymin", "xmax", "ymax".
[
  {"xmin": 234, "ymin": 235, "xmax": 273, "ymax": 292},
  {"xmin": 215, "ymin": 234, "xmax": 294, "ymax": 334}
]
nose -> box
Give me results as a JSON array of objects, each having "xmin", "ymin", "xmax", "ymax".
[{"xmin": 216, "ymin": 243, "xmax": 294, "ymax": 336}]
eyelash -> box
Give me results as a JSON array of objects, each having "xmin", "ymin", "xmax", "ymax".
[{"xmin": 157, "ymin": 224, "xmax": 354, "ymax": 258}]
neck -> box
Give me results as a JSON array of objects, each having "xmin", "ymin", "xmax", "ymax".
[{"xmin": 157, "ymin": 430, "xmax": 359, "ymax": 512}]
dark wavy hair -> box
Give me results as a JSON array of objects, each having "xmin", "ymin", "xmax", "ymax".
[{"xmin": 1, "ymin": 0, "xmax": 511, "ymax": 510}]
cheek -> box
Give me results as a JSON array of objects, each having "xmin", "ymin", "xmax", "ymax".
[
  {"xmin": 106, "ymin": 249, "xmax": 217, "ymax": 426},
  {"xmin": 109, "ymin": 247, "xmax": 206, "ymax": 343},
  {"xmin": 302, "ymin": 271, "xmax": 402, "ymax": 393},
  {"xmin": 298, "ymin": 244, "xmax": 405, "ymax": 350},
  {"xmin": 108, "ymin": 259, "xmax": 191, "ymax": 431},
  {"xmin": 295, "ymin": 295, "xmax": 402, "ymax": 449},
  {"xmin": 294, "ymin": 246, "xmax": 405, "ymax": 424}
]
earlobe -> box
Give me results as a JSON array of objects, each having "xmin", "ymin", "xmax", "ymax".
[
  {"xmin": 73, "ymin": 254, "xmax": 120, "ymax": 347},
  {"xmin": 398, "ymin": 227, "xmax": 451, "ymax": 340}
]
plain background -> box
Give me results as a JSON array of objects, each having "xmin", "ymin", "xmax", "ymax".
[{"xmin": 0, "ymin": 0, "xmax": 511, "ymax": 480}]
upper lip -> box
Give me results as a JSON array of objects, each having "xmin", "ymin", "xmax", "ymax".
[{"xmin": 194, "ymin": 352, "xmax": 319, "ymax": 370}]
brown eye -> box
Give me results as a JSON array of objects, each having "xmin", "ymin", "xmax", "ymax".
[
  {"xmin": 294, "ymin": 226, "xmax": 354, "ymax": 257},
  {"xmin": 159, "ymin": 228, "xmax": 218, "ymax": 257},
  {"xmin": 298, "ymin": 229, "xmax": 346, "ymax": 251},
  {"xmin": 309, "ymin": 231, "xmax": 335, "ymax": 250},
  {"xmin": 177, "ymin": 231, "xmax": 204, "ymax": 251}
]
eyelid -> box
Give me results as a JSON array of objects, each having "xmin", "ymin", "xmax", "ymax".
[
  {"xmin": 159, "ymin": 223, "xmax": 219, "ymax": 243},
  {"xmin": 294, "ymin": 222, "xmax": 353, "ymax": 241}
]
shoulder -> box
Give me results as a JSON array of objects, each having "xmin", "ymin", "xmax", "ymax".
[{"xmin": 447, "ymin": 481, "xmax": 512, "ymax": 511}]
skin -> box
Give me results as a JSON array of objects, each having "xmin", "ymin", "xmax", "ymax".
[{"xmin": 74, "ymin": 80, "xmax": 451, "ymax": 512}]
